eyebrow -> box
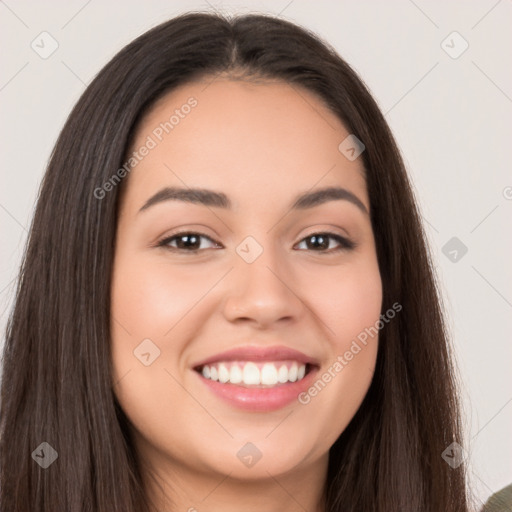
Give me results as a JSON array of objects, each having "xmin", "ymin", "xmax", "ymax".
[{"xmin": 138, "ymin": 185, "xmax": 368, "ymax": 215}]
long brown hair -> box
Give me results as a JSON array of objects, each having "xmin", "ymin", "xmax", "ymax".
[{"xmin": 0, "ymin": 11, "xmax": 472, "ymax": 511}]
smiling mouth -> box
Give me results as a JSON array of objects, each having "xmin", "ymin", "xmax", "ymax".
[{"xmin": 194, "ymin": 360, "xmax": 315, "ymax": 388}]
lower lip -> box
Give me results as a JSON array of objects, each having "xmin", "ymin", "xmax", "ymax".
[{"xmin": 195, "ymin": 367, "xmax": 318, "ymax": 412}]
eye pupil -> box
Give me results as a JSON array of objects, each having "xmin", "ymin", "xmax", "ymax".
[
  {"xmin": 177, "ymin": 234, "xmax": 200, "ymax": 249},
  {"xmin": 308, "ymin": 234, "xmax": 329, "ymax": 250}
]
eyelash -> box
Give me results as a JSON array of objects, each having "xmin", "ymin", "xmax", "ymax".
[{"xmin": 156, "ymin": 230, "xmax": 356, "ymax": 254}]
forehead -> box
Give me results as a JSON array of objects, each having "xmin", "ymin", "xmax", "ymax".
[{"xmin": 122, "ymin": 78, "xmax": 368, "ymax": 213}]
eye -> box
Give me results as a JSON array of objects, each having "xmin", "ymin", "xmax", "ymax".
[
  {"xmin": 295, "ymin": 232, "xmax": 356, "ymax": 253},
  {"xmin": 156, "ymin": 231, "xmax": 356, "ymax": 254},
  {"xmin": 157, "ymin": 231, "xmax": 220, "ymax": 252}
]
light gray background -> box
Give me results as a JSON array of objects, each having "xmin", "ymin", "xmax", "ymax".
[{"xmin": 1, "ymin": 1, "xmax": 511, "ymax": 509}]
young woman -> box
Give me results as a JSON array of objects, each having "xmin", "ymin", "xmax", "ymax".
[{"xmin": 0, "ymin": 11, "xmax": 473, "ymax": 511}]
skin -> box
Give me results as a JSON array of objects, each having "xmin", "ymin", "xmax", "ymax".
[{"xmin": 110, "ymin": 77, "xmax": 382, "ymax": 512}]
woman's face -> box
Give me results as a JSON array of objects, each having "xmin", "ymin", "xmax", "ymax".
[{"xmin": 111, "ymin": 78, "xmax": 382, "ymax": 488}]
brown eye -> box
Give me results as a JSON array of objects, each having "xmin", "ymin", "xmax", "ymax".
[
  {"xmin": 157, "ymin": 231, "xmax": 355, "ymax": 254},
  {"xmin": 295, "ymin": 232, "xmax": 356, "ymax": 252},
  {"xmin": 158, "ymin": 232, "xmax": 220, "ymax": 252}
]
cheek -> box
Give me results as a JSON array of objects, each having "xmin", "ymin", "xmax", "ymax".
[
  {"xmin": 306, "ymin": 255, "xmax": 383, "ymax": 347},
  {"xmin": 110, "ymin": 256, "xmax": 211, "ymax": 338},
  {"xmin": 109, "ymin": 254, "xmax": 222, "ymax": 395},
  {"xmin": 296, "ymin": 255, "xmax": 382, "ymax": 431},
  {"xmin": 109, "ymin": 256, "xmax": 203, "ymax": 451}
]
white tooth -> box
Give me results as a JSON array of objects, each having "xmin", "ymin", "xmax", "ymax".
[
  {"xmin": 288, "ymin": 363, "xmax": 298, "ymax": 382},
  {"xmin": 202, "ymin": 365, "xmax": 210, "ymax": 379},
  {"xmin": 210, "ymin": 366, "xmax": 219, "ymax": 381},
  {"xmin": 218, "ymin": 363, "xmax": 229, "ymax": 383},
  {"xmin": 297, "ymin": 364, "xmax": 306, "ymax": 380},
  {"xmin": 229, "ymin": 364, "xmax": 243, "ymax": 384},
  {"xmin": 277, "ymin": 364, "xmax": 289, "ymax": 383},
  {"xmin": 261, "ymin": 363, "xmax": 278, "ymax": 386},
  {"xmin": 242, "ymin": 362, "xmax": 261, "ymax": 385}
]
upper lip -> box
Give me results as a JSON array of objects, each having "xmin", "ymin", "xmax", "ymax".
[{"xmin": 192, "ymin": 345, "xmax": 320, "ymax": 369}]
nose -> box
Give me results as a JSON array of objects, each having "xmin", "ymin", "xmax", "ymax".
[{"xmin": 222, "ymin": 244, "xmax": 305, "ymax": 329}]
